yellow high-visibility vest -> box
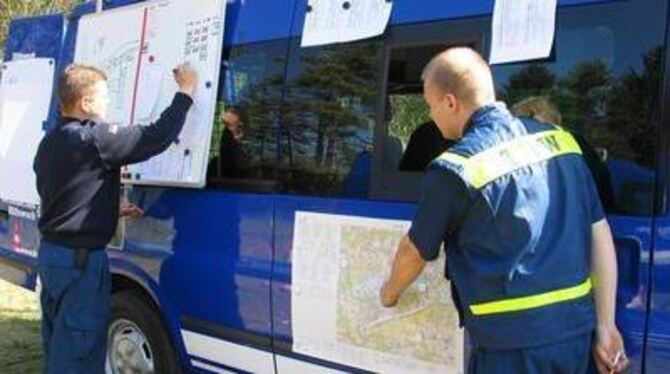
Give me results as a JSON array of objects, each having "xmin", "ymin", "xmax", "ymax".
[
  {"xmin": 437, "ymin": 129, "xmax": 582, "ymax": 189},
  {"xmin": 437, "ymin": 128, "xmax": 590, "ymax": 316}
]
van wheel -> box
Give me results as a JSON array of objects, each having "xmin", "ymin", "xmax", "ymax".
[{"xmin": 106, "ymin": 291, "xmax": 182, "ymax": 374}]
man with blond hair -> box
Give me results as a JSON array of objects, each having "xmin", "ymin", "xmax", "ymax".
[
  {"xmin": 380, "ymin": 47, "xmax": 627, "ymax": 373},
  {"xmin": 34, "ymin": 63, "xmax": 196, "ymax": 373}
]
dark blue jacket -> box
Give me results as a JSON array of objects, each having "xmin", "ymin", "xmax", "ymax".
[
  {"xmin": 34, "ymin": 93, "xmax": 192, "ymax": 249},
  {"xmin": 410, "ymin": 103, "xmax": 604, "ymax": 349}
]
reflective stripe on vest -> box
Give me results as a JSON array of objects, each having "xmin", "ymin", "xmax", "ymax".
[
  {"xmin": 437, "ymin": 129, "xmax": 582, "ymax": 189},
  {"xmin": 469, "ymin": 278, "xmax": 592, "ymax": 316}
]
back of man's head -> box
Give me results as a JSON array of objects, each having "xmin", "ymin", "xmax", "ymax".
[
  {"xmin": 421, "ymin": 47, "xmax": 496, "ymax": 107},
  {"xmin": 226, "ymin": 106, "xmax": 249, "ymax": 126},
  {"xmin": 513, "ymin": 96, "xmax": 563, "ymax": 126},
  {"xmin": 58, "ymin": 64, "xmax": 107, "ymax": 114}
]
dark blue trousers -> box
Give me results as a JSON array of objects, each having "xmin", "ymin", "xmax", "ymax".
[
  {"xmin": 38, "ymin": 241, "xmax": 110, "ymax": 374},
  {"xmin": 468, "ymin": 331, "xmax": 595, "ymax": 374}
]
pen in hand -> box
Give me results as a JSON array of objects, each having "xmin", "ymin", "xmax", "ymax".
[{"xmin": 610, "ymin": 350, "xmax": 622, "ymax": 374}]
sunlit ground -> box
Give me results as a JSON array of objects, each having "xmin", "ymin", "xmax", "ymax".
[{"xmin": 0, "ymin": 279, "xmax": 41, "ymax": 373}]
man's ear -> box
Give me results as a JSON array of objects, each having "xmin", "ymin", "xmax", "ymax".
[
  {"xmin": 79, "ymin": 96, "xmax": 91, "ymax": 114},
  {"xmin": 443, "ymin": 93, "xmax": 457, "ymax": 110}
]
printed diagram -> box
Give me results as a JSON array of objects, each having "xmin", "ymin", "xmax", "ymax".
[
  {"xmin": 185, "ymin": 16, "xmax": 222, "ymax": 62},
  {"xmin": 100, "ymin": 42, "xmax": 140, "ymax": 122},
  {"xmin": 93, "ymin": 36, "xmax": 106, "ymax": 55}
]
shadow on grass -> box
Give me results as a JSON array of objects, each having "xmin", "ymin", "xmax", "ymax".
[{"xmin": 0, "ymin": 316, "xmax": 42, "ymax": 373}]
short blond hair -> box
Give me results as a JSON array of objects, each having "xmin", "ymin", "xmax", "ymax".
[
  {"xmin": 421, "ymin": 47, "xmax": 496, "ymax": 106},
  {"xmin": 58, "ymin": 64, "xmax": 108, "ymax": 112},
  {"xmin": 512, "ymin": 96, "xmax": 562, "ymax": 126}
]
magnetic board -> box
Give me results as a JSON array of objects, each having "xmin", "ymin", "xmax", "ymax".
[
  {"xmin": 0, "ymin": 58, "xmax": 55, "ymax": 206},
  {"xmin": 74, "ymin": 0, "xmax": 226, "ymax": 187}
]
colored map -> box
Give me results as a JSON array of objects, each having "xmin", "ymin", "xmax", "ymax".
[{"xmin": 292, "ymin": 212, "xmax": 463, "ymax": 374}]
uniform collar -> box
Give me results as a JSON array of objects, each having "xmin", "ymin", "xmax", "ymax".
[
  {"xmin": 58, "ymin": 116, "xmax": 82, "ymax": 124},
  {"xmin": 58, "ymin": 115, "xmax": 103, "ymax": 127},
  {"xmin": 463, "ymin": 102, "xmax": 511, "ymax": 136}
]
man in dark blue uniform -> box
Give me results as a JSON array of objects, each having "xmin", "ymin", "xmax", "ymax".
[
  {"xmin": 34, "ymin": 63, "xmax": 197, "ymax": 373},
  {"xmin": 379, "ymin": 48, "xmax": 627, "ymax": 373}
]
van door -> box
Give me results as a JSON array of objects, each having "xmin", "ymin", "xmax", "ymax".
[{"xmin": 122, "ymin": 1, "xmax": 296, "ymax": 373}]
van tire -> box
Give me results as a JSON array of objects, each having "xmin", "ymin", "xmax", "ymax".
[{"xmin": 108, "ymin": 290, "xmax": 182, "ymax": 374}]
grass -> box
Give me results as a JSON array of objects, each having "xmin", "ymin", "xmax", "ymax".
[{"xmin": 0, "ymin": 279, "xmax": 42, "ymax": 373}]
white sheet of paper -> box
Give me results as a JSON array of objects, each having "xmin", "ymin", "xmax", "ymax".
[
  {"xmin": 301, "ymin": 0, "xmax": 393, "ymax": 47},
  {"xmin": 489, "ymin": 0, "xmax": 558, "ymax": 64},
  {"xmin": 135, "ymin": 62, "xmax": 165, "ymax": 122},
  {"xmin": 0, "ymin": 58, "xmax": 55, "ymax": 206},
  {"xmin": 0, "ymin": 94, "xmax": 31, "ymax": 159}
]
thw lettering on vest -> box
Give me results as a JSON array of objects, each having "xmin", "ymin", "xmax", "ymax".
[
  {"xmin": 438, "ymin": 129, "xmax": 582, "ymax": 188},
  {"xmin": 537, "ymin": 134, "xmax": 561, "ymax": 153}
]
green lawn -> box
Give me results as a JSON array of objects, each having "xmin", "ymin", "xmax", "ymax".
[{"xmin": 0, "ymin": 280, "xmax": 41, "ymax": 373}]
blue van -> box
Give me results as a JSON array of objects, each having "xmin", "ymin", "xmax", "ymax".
[{"xmin": 1, "ymin": 0, "xmax": 669, "ymax": 372}]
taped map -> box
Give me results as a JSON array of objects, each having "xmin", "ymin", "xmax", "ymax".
[{"xmin": 291, "ymin": 212, "xmax": 464, "ymax": 374}]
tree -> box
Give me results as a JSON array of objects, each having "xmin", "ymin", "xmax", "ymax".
[
  {"xmin": 283, "ymin": 42, "xmax": 379, "ymax": 171},
  {"xmin": 500, "ymin": 48, "xmax": 662, "ymax": 170},
  {"xmin": 0, "ymin": 0, "xmax": 80, "ymax": 59},
  {"xmin": 388, "ymin": 94, "xmax": 429, "ymax": 145},
  {"xmin": 501, "ymin": 64, "xmax": 556, "ymax": 105},
  {"xmin": 605, "ymin": 47, "xmax": 663, "ymax": 167},
  {"xmin": 237, "ymin": 41, "xmax": 381, "ymax": 194},
  {"xmin": 561, "ymin": 60, "xmax": 611, "ymax": 130}
]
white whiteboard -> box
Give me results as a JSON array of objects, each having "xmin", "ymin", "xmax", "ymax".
[
  {"xmin": 74, "ymin": 0, "xmax": 226, "ymax": 188},
  {"xmin": 0, "ymin": 58, "xmax": 55, "ymax": 206}
]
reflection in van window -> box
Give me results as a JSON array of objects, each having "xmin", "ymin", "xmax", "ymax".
[{"xmin": 279, "ymin": 41, "xmax": 382, "ymax": 197}]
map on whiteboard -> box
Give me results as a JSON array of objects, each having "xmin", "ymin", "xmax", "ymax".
[
  {"xmin": 291, "ymin": 212, "xmax": 464, "ymax": 374},
  {"xmin": 74, "ymin": 0, "xmax": 225, "ymax": 187}
]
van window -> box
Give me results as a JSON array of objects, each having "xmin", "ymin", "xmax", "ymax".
[
  {"xmin": 372, "ymin": 0, "xmax": 666, "ymax": 215},
  {"xmin": 278, "ymin": 40, "xmax": 384, "ymax": 198},
  {"xmin": 371, "ymin": 38, "xmax": 483, "ymax": 202},
  {"xmin": 207, "ymin": 41, "xmax": 287, "ymax": 192},
  {"xmin": 494, "ymin": 0, "xmax": 666, "ymax": 216}
]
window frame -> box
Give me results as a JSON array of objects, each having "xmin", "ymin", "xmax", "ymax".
[{"xmin": 369, "ymin": 18, "xmax": 489, "ymax": 202}]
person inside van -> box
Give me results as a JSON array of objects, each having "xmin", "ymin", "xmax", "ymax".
[
  {"xmin": 398, "ymin": 120, "xmax": 455, "ymax": 172},
  {"xmin": 217, "ymin": 106, "xmax": 247, "ymax": 178},
  {"xmin": 512, "ymin": 96, "xmax": 615, "ymax": 212}
]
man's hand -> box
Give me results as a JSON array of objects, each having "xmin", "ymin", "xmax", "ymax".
[
  {"xmin": 379, "ymin": 235, "xmax": 427, "ymax": 308},
  {"xmin": 590, "ymin": 220, "xmax": 627, "ymax": 373},
  {"xmin": 379, "ymin": 281, "xmax": 399, "ymax": 308},
  {"xmin": 173, "ymin": 63, "xmax": 198, "ymax": 98},
  {"xmin": 120, "ymin": 202, "xmax": 144, "ymax": 219},
  {"xmin": 593, "ymin": 323, "xmax": 629, "ymax": 373}
]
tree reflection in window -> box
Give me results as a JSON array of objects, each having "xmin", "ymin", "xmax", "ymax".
[
  {"xmin": 208, "ymin": 43, "xmax": 286, "ymax": 186},
  {"xmin": 499, "ymin": 46, "xmax": 663, "ymax": 215},
  {"xmin": 280, "ymin": 42, "xmax": 382, "ymax": 197}
]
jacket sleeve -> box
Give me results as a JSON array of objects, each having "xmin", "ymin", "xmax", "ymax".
[
  {"xmin": 92, "ymin": 92, "xmax": 193, "ymax": 169},
  {"xmin": 409, "ymin": 167, "xmax": 469, "ymax": 261}
]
